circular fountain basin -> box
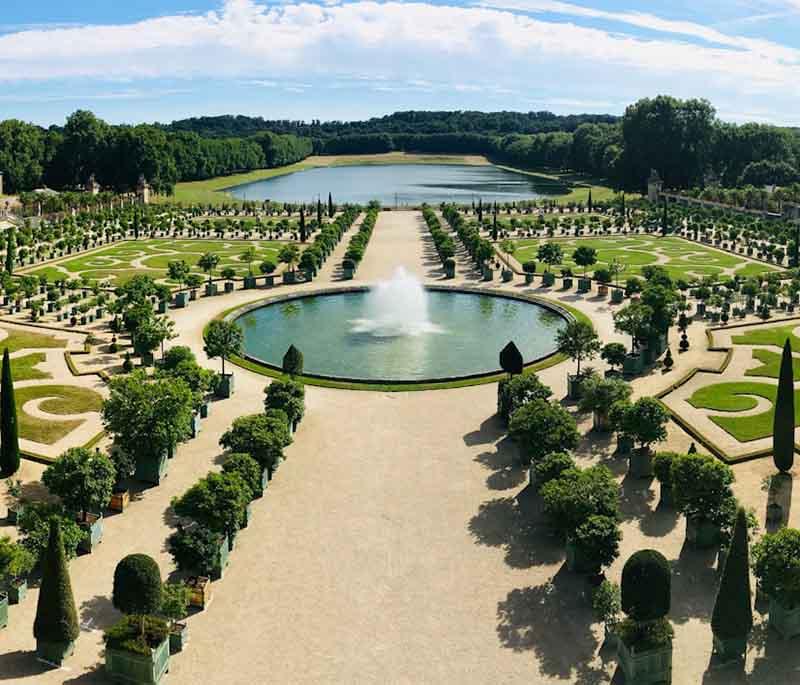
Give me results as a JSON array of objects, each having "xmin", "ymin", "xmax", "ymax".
[{"xmin": 232, "ymin": 285, "xmax": 570, "ymax": 384}]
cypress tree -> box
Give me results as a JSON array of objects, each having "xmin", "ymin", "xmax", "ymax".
[
  {"xmin": 328, "ymin": 192, "xmax": 334, "ymax": 218},
  {"xmin": 587, "ymin": 189, "xmax": 593, "ymax": 213},
  {"xmin": 711, "ymin": 508, "xmax": 752, "ymax": 645},
  {"xmin": 492, "ymin": 205, "xmax": 498, "ymax": 242},
  {"xmin": 133, "ymin": 211, "xmax": 140, "ymax": 240},
  {"xmin": 317, "ymin": 199, "xmax": 323, "ymax": 226},
  {"xmin": 33, "ymin": 521, "xmax": 79, "ymax": 653},
  {"xmin": 4, "ymin": 228, "xmax": 15, "ymax": 275},
  {"xmin": 773, "ymin": 339, "xmax": 794, "ymax": 473},
  {"xmin": 661, "ymin": 199, "xmax": 668, "ymax": 235},
  {"xmin": 0, "ymin": 348, "xmax": 19, "ymax": 477},
  {"xmin": 283, "ymin": 345, "xmax": 304, "ymax": 376},
  {"xmin": 499, "ymin": 342, "xmax": 523, "ymax": 376},
  {"xmin": 299, "ymin": 207, "xmax": 307, "ymax": 242}
]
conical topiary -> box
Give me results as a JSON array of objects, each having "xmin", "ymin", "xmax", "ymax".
[
  {"xmin": 499, "ymin": 342, "xmax": 524, "ymax": 376},
  {"xmin": 282, "ymin": 345, "xmax": 304, "ymax": 376},
  {"xmin": 33, "ymin": 521, "xmax": 79, "ymax": 662},
  {"xmin": 711, "ymin": 508, "xmax": 752, "ymax": 653},
  {"xmin": 773, "ymin": 339, "xmax": 794, "ymax": 473},
  {"xmin": 0, "ymin": 348, "xmax": 20, "ymax": 477}
]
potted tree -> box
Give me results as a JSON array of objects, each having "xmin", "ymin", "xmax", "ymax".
[
  {"xmin": 672, "ymin": 452, "xmax": 735, "ymax": 548},
  {"xmin": 508, "ymin": 398, "xmax": 579, "ymax": 467},
  {"xmin": 280, "ymin": 244, "xmax": 301, "ymax": 284},
  {"xmin": 753, "ymin": 527, "xmax": 800, "ymax": 639},
  {"xmin": 259, "ymin": 259, "xmax": 277, "ymax": 287},
  {"xmin": 496, "ymin": 373, "xmax": 552, "ymax": 426},
  {"xmin": 578, "ymin": 374, "xmax": 631, "ymax": 432},
  {"xmin": 159, "ymin": 581, "xmax": 192, "ymax": 654},
  {"xmin": 264, "ymin": 377, "xmax": 306, "ymax": 433},
  {"xmin": 567, "ymin": 514, "xmax": 621, "ymax": 579},
  {"xmin": 168, "ymin": 522, "xmax": 230, "ymax": 581},
  {"xmin": 240, "ymin": 247, "xmax": 258, "ymax": 289},
  {"xmin": 601, "ymin": 342, "xmax": 627, "ymax": 378},
  {"xmin": 613, "ymin": 301, "xmax": 652, "ymax": 375},
  {"xmin": 186, "ymin": 273, "xmax": 204, "ymax": 302},
  {"xmin": 522, "ymin": 261, "xmax": 536, "ymax": 285},
  {"xmin": 108, "ymin": 448, "xmax": 135, "ymax": 513},
  {"xmin": 221, "ymin": 266, "xmax": 236, "ymax": 293},
  {"xmin": 342, "ymin": 258, "xmax": 356, "ymax": 280},
  {"xmin": 594, "ymin": 267, "xmax": 612, "ymax": 298},
  {"xmin": 573, "ymin": 245, "xmax": 597, "ymax": 292},
  {"xmin": 556, "ymin": 320, "xmax": 600, "ymax": 400},
  {"xmin": 42, "ymin": 447, "xmax": 116, "ymax": 554},
  {"xmin": 0, "ymin": 535, "xmax": 35, "ymax": 604},
  {"xmin": 536, "ymin": 242, "xmax": 562, "ymax": 287},
  {"xmin": 617, "ymin": 550, "xmax": 674, "ymax": 684},
  {"xmin": 652, "ymin": 452, "xmax": 677, "ymax": 507},
  {"xmin": 620, "ymin": 397, "xmax": 669, "ymax": 478},
  {"xmin": 105, "ymin": 615, "xmax": 170, "ymax": 685},
  {"xmin": 198, "ymin": 252, "xmax": 220, "ymax": 296},
  {"xmin": 204, "ymin": 319, "xmax": 243, "ymax": 399},
  {"xmin": 529, "ymin": 450, "xmax": 575, "ymax": 492},
  {"xmin": 222, "ymin": 452, "xmax": 267, "ymax": 501},
  {"xmin": 592, "ymin": 579, "xmax": 621, "ymax": 649}
]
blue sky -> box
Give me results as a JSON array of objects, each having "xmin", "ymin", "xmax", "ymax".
[{"xmin": 2, "ymin": 0, "xmax": 800, "ymax": 126}]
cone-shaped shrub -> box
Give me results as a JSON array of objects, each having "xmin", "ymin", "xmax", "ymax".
[
  {"xmin": 711, "ymin": 508, "xmax": 752, "ymax": 639},
  {"xmin": 0, "ymin": 348, "xmax": 20, "ymax": 477},
  {"xmin": 621, "ymin": 549, "xmax": 671, "ymax": 622},
  {"xmin": 33, "ymin": 521, "xmax": 79, "ymax": 645},
  {"xmin": 282, "ymin": 345, "xmax": 304, "ymax": 376},
  {"xmin": 112, "ymin": 554, "xmax": 162, "ymax": 616},
  {"xmin": 773, "ymin": 339, "xmax": 794, "ymax": 473},
  {"xmin": 499, "ymin": 341, "xmax": 524, "ymax": 376}
]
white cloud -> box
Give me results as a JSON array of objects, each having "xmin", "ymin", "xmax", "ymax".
[{"xmin": 0, "ymin": 0, "xmax": 799, "ymax": 122}]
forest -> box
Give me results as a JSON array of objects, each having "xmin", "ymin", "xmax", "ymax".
[{"xmin": 1, "ymin": 96, "xmax": 799, "ymax": 197}]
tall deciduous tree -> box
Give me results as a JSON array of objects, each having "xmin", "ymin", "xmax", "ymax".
[
  {"xmin": 0, "ymin": 348, "xmax": 19, "ymax": 477},
  {"xmin": 773, "ymin": 339, "xmax": 795, "ymax": 474},
  {"xmin": 203, "ymin": 320, "xmax": 243, "ymax": 376}
]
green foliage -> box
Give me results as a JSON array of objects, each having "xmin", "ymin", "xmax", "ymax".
[
  {"xmin": 578, "ymin": 374, "xmax": 631, "ymax": 413},
  {"xmin": 282, "ymin": 345, "xmax": 304, "ymax": 376},
  {"xmin": 112, "ymin": 554, "xmax": 163, "ymax": 616},
  {"xmin": 203, "ymin": 319, "xmax": 243, "ymax": 376},
  {"xmin": 33, "ymin": 521, "xmax": 79, "ymax": 644},
  {"xmin": 617, "ymin": 617, "xmax": 674, "ymax": 651},
  {"xmin": 774, "ymin": 339, "xmax": 795, "ymax": 473},
  {"xmin": 0, "ymin": 535, "xmax": 35, "ymax": 584},
  {"xmin": 621, "ymin": 549, "xmax": 671, "ymax": 622},
  {"xmin": 222, "ymin": 453, "xmax": 263, "ymax": 500},
  {"xmin": 620, "ymin": 397, "xmax": 668, "ymax": 449},
  {"xmin": 592, "ymin": 580, "xmax": 621, "ymax": 629},
  {"xmin": 18, "ymin": 502, "xmax": 86, "ymax": 561},
  {"xmin": 159, "ymin": 582, "xmax": 191, "ymax": 622},
  {"xmin": 508, "ymin": 398, "xmax": 579, "ymax": 464},
  {"xmin": 556, "ymin": 320, "xmax": 600, "ymax": 375},
  {"xmin": 172, "ymin": 471, "xmax": 251, "ymax": 537},
  {"xmin": 712, "ymin": 508, "xmax": 753, "ymax": 638},
  {"xmin": 536, "ymin": 242, "xmax": 563, "ymax": 270},
  {"xmin": 167, "ymin": 524, "xmax": 224, "ymax": 577},
  {"xmin": 652, "ymin": 451, "xmax": 679, "ymax": 485},
  {"xmin": 752, "ymin": 527, "xmax": 800, "ymax": 608},
  {"xmin": 496, "ymin": 373, "xmax": 552, "ymax": 425},
  {"xmin": 220, "ymin": 413, "xmax": 292, "ymax": 471},
  {"xmin": 104, "ymin": 614, "xmax": 169, "ymax": 656},
  {"xmin": 42, "ymin": 447, "xmax": 116, "ymax": 517},
  {"xmin": 0, "ymin": 349, "xmax": 19, "ymax": 477},
  {"xmin": 531, "ymin": 451, "xmax": 575, "ymax": 491},
  {"xmin": 571, "ymin": 514, "xmax": 621, "ymax": 572},
  {"xmin": 601, "ymin": 342, "xmax": 627, "ymax": 370},
  {"xmin": 540, "ymin": 465, "xmax": 619, "ymax": 536},
  {"xmin": 263, "ymin": 378, "xmax": 305, "ymax": 426},
  {"xmin": 670, "ymin": 452, "xmax": 734, "ymax": 522},
  {"xmin": 572, "ymin": 245, "xmax": 598, "ymax": 274}
]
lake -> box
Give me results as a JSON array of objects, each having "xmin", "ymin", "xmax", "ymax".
[{"xmin": 226, "ymin": 163, "xmax": 554, "ymax": 205}]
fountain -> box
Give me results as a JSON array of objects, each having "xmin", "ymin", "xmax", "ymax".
[{"xmin": 350, "ymin": 267, "xmax": 442, "ymax": 337}]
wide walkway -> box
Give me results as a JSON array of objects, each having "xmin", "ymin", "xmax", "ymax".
[{"xmin": 3, "ymin": 211, "xmax": 797, "ymax": 684}]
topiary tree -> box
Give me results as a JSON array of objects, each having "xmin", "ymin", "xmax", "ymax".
[
  {"xmin": 220, "ymin": 413, "xmax": 292, "ymax": 472},
  {"xmin": 753, "ymin": 527, "xmax": 800, "ymax": 610},
  {"xmin": 499, "ymin": 341, "xmax": 524, "ymax": 376},
  {"xmin": 0, "ymin": 348, "xmax": 20, "ymax": 477},
  {"xmin": 167, "ymin": 523, "xmax": 224, "ymax": 577},
  {"xmin": 264, "ymin": 378, "xmax": 305, "ymax": 427},
  {"xmin": 172, "ymin": 471, "xmax": 251, "ymax": 541},
  {"xmin": 571, "ymin": 514, "xmax": 621, "ymax": 575},
  {"xmin": 33, "ymin": 521, "xmax": 79, "ymax": 660},
  {"xmin": 773, "ymin": 339, "xmax": 794, "ymax": 474},
  {"xmin": 556, "ymin": 320, "xmax": 600, "ymax": 378},
  {"xmin": 711, "ymin": 507, "xmax": 752, "ymax": 658},
  {"xmin": 531, "ymin": 451, "xmax": 575, "ymax": 492},
  {"xmin": 222, "ymin": 453, "xmax": 263, "ymax": 500},
  {"xmin": 671, "ymin": 452, "xmax": 734, "ymax": 526},
  {"xmin": 509, "ymin": 398, "xmax": 580, "ymax": 465},
  {"xmin": 282, "ymin": 345, "xmax": 304, "ymax": 376},
  {"xmin": 203, "ymin": 319, "xmax": 243, "ymax": 377},
  {"xmin": 42, "ymin": 447, "xmax": 116, "ymax": 521},
  {"xmin": 621, "ymin": 397, "xmax": 668, "ymax": 454},
  {"xmin": 112, "ymin": 554, "xmax": 163, "ymax": 616},
  {"xmin": 621, "ymin": 549, "xmax": 671, "ymax": 622},
  {"xmin": 496, "ymin": 373, "xmax": 552, "ymax": 425},
  {"xmin": 578, "ymin": 374, "xmax": 632, "ymax": 431}
]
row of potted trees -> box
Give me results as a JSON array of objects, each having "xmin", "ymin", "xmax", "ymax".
[
  {"xmin": 342, "ymin": 202, "xmax": 379, "ymax": 279},
  {"xmin": 421, "ymin": 205, "xmax": 457, "ymax": 278}
]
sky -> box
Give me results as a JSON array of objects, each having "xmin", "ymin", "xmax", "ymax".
[{"xmin": 2, "ymin": 0, "xmax": 800, "ymax": 127}]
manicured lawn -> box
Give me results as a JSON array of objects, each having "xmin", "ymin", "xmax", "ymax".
[
  {"xmin": 27, "ymin": 238, "xmax": 285, "ymax": 286},
  {"xmin": 15, "ymin": 384, "xmax": 104, "ymax": 444},
  {"xmin": 687, "ymin": 381, "xmax": 800, "ymax": 442},
  {"xmin": 732, "ymin": 324, "xmax": 800, "ymax": 351},
  {"xmin": 513, "ymin": 235, "xmax": 779, "ymax": 282},
  {"xmin": 0, "ymin": 327, "xmax": 66, "ymax": 354},
  {"xmin": 11, "ymin": 353, "xmax": 50, "ymax": 381},
  {"xmin": 746, "ymin": 349, "xmax": 800, "ymax": 380},
  {"xmin": 494, "ymin": 166, "xmax": 620, "ymax": 205}
]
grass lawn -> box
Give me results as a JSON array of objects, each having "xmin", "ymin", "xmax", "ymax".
[
  {"xmin": 0, "ymin": 327, "xmax": 66, "ymax": 354},
  {"xmin": 494, "ymin": 166, "xmax": 620, "ymax": 205},
  {"xmin": 26, "ymin": 238, "xmax": 285, "ymax": 286},
  {"xmin": 687, "ymin": 381, "xmax": 800, "ymax": 442},
  {"xmin": 14, "ymin": 384, "xmax": 103, "ymax": 444},
  {"xmin": 12, "ymin": 353, "xmax": 51, "ymax": 382},
  {"xmin": 163, "ymin": 153, "xmax": 492, "ymax": 206},
  {"xmin": 512, "ymin": 235, "xmax": 779, "ymax": 282},
  {"xmin": 746, "ymin": 349, "xmax": 800, "ymax": 380},
  {"xmin": 732, "ymin": 324, "xmax": 800, "ymax": 351}
]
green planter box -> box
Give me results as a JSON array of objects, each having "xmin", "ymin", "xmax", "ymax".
[
  {"xmin": 7, "ymin": 503, "xmax": 25, "ymax": 525},
  {"xmin": 264, "ymin": 275, "xmax": 276, "ymax": 287},
  {"xmin": 37, "ymin": 639, "xmax": 76, "ymax": 665},
  {"xmin": 0, "ymin": 592, "xmax": 7, "ymax": 629},
  {"xmin": 174, "ymin": 292, "xmax": 189, "ymax": 308},
  {"xmin": 524, "ymin": 272, "xmax": 534, "ymax": 285},
  {"xmin": 617, "ymin": 639, "xmax": 672, "ymax": 685},
  {"xmin": 77, "ymin": 514, "xmax": 103, "ymax": 554},
  {"xmin": 629, "ymin": 448, "xmax": 653, "ymax": 478},
  {"xmin": 241, "ymin": 502, "xmax": 254, "ymax": 529},
  {"xmin": 343, "ymin": 267, "xmax": 354, "ymax": 280},
  {"xmin": 502, "ymin": 269, "xmax": 513, "ymax": 283},
  {"xmin": 445, "ymin": 262, "xmax": 456, "ymax": 279},
  {"xmin": 611, "ymin": 289, "xmax": 624, "ymax": 304},
  {"xmin": 561, "ymin": 276, "xmax": 573, "ymax": 289},
  {"xmin": 283, "ymin": 271, "xmax": 298, "ymax": 284},
  {"xmin": 482, "ymin": 266, "xmax": 494, "ymax": 281},
  {"xmin": 8, "ymin": 578, "xmax": 27, "ymax": 604},
  {"xmin": 212, "ymin": 534, "xmax": 231, "ymax": 580},
  {"xmin": 217, "ymin": 373, "xmax": 234, "ymax": 399},
  {"xmin": 686, "ymin": 517, "xmax": 720, "ymax": 548},
  {"xmin": 769, "ymin": 598, "xmax": 800, "ymax": 639},
  {"xmin": 577, "ymin": 277, "xmax": 592, "ymax": 293},
  {"xmin": 567, "ymin": 374, "xmax": 585, "ymax": 401},
  {"xmin": 712, "ymin": 633, "xmax": 747, "ymax": 662},
  {"xmin": 199, "ymin": 402, "xmax": 209, "ymax": 419},
  {"xmin": 542, "ymin": 272, "xmax": 556, "ymax": 287},
  {"xmin": 169, "ymin": 623, "xmax": 189, "ymax": 655},
  {"xmin": 106, "ymin": 636, "xmax": 170, "ymax": 684},
  {"xmin": 616, "ymin": 434, "xmax": 634, "ymax": 456},
  {"xmin": 190, "ymin": 413, "xmax": 201, "ymax": 438},
  {"xmin": 224, "ymin": 281, "xmax": 234, "ymax": 293},
  {"xmin": 134, "ymin": 451, "xmax": 169, "ymax": 486},
  {"xmin": 157, "ymin": 300, "xmax": 167, "ymax": 314},
  {"xmin": 205, "ymin": 283, "xmax": 218, "ymax": 297},
  {"xmin": 243, "ymin": 276, "xmax": 257, "ymax": 289},
  {"xmin": 565, "ymin": 539, "xmax": 597, "ymax": 574},
  {"xmin": 256, "ymin": 468, "xmax": 269, "ymax": 498},
  {"xmin": 623, "ymin": 352, "xmax": 644, "ymax": 376}
]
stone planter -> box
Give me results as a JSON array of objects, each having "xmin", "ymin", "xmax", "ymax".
[
  {"xmin": 629, "ymin": 447, "xmax": 653, "ymax": 478},
  {"xmin": 134, "ymin": 451, "xmax": 169, "ymax": 486},
  {"xmin": 108, "ymin": 488, "xmax": 130, "ymax": 513},
  {"xmin": 0, "ymin": 592, "xmax": 6, "ymax": 629},
  {"xmin": 686, "ymin": 517, "xmax": 720, "ymax": 548},
  {"xmin": 611, "ymin": 288, "xmax": 624, "ymax": 304},
  {"xmin": 712, "ymin": 633, "xmax": 747, "ymax": 662},
  {"xmin": 542, "ymin": 272, "xmax": 556, "ymax": 287},
  {"xmin": 217, "ymin": 373, "xmax": 234, "ymax": 399},
  {"xmin": 577, "ymin": 277, "xmax": 592, "ymax": 293},
  {"xmin": 187, "ymin": 575, "xmax": 212, "ymax": 610},
  {"xmin": 169, "ymin": 622, "xmax": 189, "ymax": 654},
  {"xmin": 106, "ymin": 636, "xmax": 170, "ymax": 685},
  {"xmin": 617, "ymin": 638, "xmax": 672, "ymax": 685},
  {"xmin": 616, "ymin": 434, "xmax": 634, "ymax": 456},
  {"xmin": 205, "ymin": 282, "xmax": 218, "ymax": 297},
  {"xmin": 224, "ymin": 281, "xmax": 234, "ymax": 293},
  {"xmin": 769, "ymin": 598, "xmax": 800, "ymax": 638},
  {"xmin": 174, "ymin": 291, "xmax": 189, "ymax": 308},
  {"xmin": 77, "ymin": 513, "xmax": 103, "ymax": 554},
  {"xmin": 37, "ymin": 639, "xmax": 76, "ymax": 665},
  {"xmin": 623, "ymin": 352, "xmax": 644, "ymax": 376},
  {"xmin": 243, "ymin": 275, "xmax": 257, "ymax": 289},
  {"xmin": 283, "ymin": 271, "xmax": 298, "ymax": 284},
  {"xmin": 8, "ymin": 578, "xmax": 27, "ymax": 604}
]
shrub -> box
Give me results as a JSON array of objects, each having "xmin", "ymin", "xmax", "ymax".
[
  {"xmin": 509, "ymin": 399, "xmax": 579, "ymax": 465},
  {"xmin": 222, "ymin": 452, "xmax": 263, "ymax": 500},
  {"xmin": 578, "ymin": 375, "xmax": 631, "ymax": 415},
  {"xmin": 159, "ymin": 582, "xmax": 191, "ymax": 622},
  {"xmin": 167, "ymin": 524, "xmax": 225, "ymax": 577},
  {"xmin": 601, "ymin": 342, "xmax": 627, "ymax": 371},
  {"xmin": 592, "ymin": 580, "xmax": 621, "ymax": 630},
  {"xmin": 671, "ymin": 452, "xmax": 734, "ymax": 522},
  {"xmin": 113, "ymin": 554, "xmax": 163, "ymax": 616},
  {"xmin": 42, "ymin": 447, "xmax": 116, "ymax": 519},
  {"xmin": 172, "ymin": 472, "xmax": 251, "ymax": 538},
  {"xmin": 652, "ymin": 451, "xmax": 679, "ymax": 485},
  {"xmin": 752, "ymin": 527, "xmax": 800, "ymax": 608},
  {"xmin": 531, "ymin": 451, "xmax": 575, "ymax": 491},
  {"xmin": 621, "ymin": 549, "xmax": 671, "ymax": 622},
  {"xmin": 522, "ymin": 261, "xmax": 537, "ymax": 274},
  {"xmin": 496, "ymin": 374, "xmax": 552, "ymax": 425},
  {"xmin": 105, "ymin": 614, "xmax": 170, "ymax": 656},
  {"xmin": 33, "ymin": 521, "xmax": 79, "ymax": 646},
  {"xmin": 220, "ymin": 413, "xmax": 292, "ymax": 471},
  {"xmin": 571, "ymin": 514, "xmax": 621, "ymax": 572},
  {"xmin": 282, "ymin": 345, "xmax": 304, "ymax": 375},
  {"xmin": 18, "ymin": 502, "xmax": 86, "ymax": 561},
  {"xmin": 712, "ymin": 507, "xmax": 752, "ymax": 639},
  {"xmin": 617, "ymin": 616, "xmax": 674, "ymax": 651},
  {"xmin": 264, "ymin": 378, "xmax": 305, "ymax": 426},
  {"xmin": 0, "ymin": 536, "xmax": 35, "ymax": 584},
  {"xmin": 540, "ymin": 465, "xmax": 619, "ymax": 536},
  {"xmin": 620, "ymin": 397, "xmax": 669, "ymax": 450},
  {"xmin": 161, "ymin": 346, "xmax": 196, "ymax": 371}
]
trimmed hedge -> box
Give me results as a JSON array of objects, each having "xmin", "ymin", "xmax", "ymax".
[{"xmin": 621, "ymin": 549, "xmax": 671, "ymax": 622}]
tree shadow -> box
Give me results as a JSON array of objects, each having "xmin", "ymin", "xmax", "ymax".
[
  {"xmin": 618, "ymin": 472, "xmax": 656, "ymax": 522},
  {"xmin": 474, "ymin": 435, "xmax": 525, "ymax": 491},
  {"xmin": 62, "ymin": 664, "xmax": 109, "ymax": 685},
  {"xmin": 669, "ymin": 540, "xmax": 719, "ymax": 625},
  {"xmin": 79, "ymin": 594, "xmax": 118, "ymax": 632},
  {"xmin": 463, "ymin": 414, "xmax": 506, "ymax": 447},
  {"xmin": 639, "ymin": 503, "xmax": 680, "ymax": 538},
  {"xmin": 496, "ymin": 570, "xmax": 599, "ymax": 679},
  {"xmin": 0, "ymin": 651, "xmax": 50, "ymax": 679}
]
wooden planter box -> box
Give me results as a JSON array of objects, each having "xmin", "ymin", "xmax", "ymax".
[
  {"xmin": 616, "ymin": 434, "xmax": 634, "ymax": 456},
  {"xmin": 686, "ymin": 517, "xmax": 720, "ymax": 549},
  {"xmin": 597, "ymin": 284, "xmax": 609, "ymax": 297},
  {"xmin": 8, "ymin": 578, "xmax": 27, "ymax": 604},
  {"xmin": 169, "ymin": 622, "xmax": 189, "ymax": 654},
  {"xmin": 769, "ymin": 598, "xmax": 800, "ymax": 639},
  {"xmin": 187, "ymin": 576, "xmax": 212, "ymax": 609},
  {"xmin": 134, "ymin": 451, "xmax": 169, "ymax": 486},
  {"xmin": 77, "ymin": 513, "xmax": 104, "ymax": 553},
  {"xmin": 542, "ymin": 272, "xmax": 556, "ymax": 287},
  {"xmin": 629, "ymin": 448, "xmax": 653, "ymax": 479},
  {"xmin": 611, "ymin": 288, "xmax": 624, "ymax": 304},
  {"xmin": 0, "ymin": 592, "xmax": 6, "ymax": 629},
  {"xmin": 109, "ymin": 489, "xmax": 130, "ymax": 513},
  {"xmin": 37, "ymin": 639, "xmax": 76, "ymax": 665},
  {"xmin": 216, "ymin": 373, "xmax": 234, "ymax": 399},
  {"xmin": 106, "ymin": 636, "xmax": 170, "ymax": 684},
  {"xmin": 712, "ymin": 632, "xmax": 747, "ymax": 662},
  {"xmin": 577, "ymin": 277, "xmax": 592, "ymax": 293},
  {"xmin": 205, "ymin": 283, "xmax": 218, "ymax": 297},
  {"xmin": 617, "ymin": 638, "xmax": 672, "ymax": 684}
]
